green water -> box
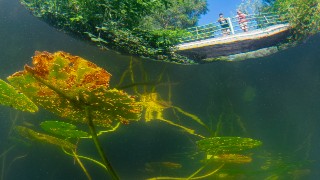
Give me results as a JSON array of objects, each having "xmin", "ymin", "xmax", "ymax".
[{"xmin": 0, "ymin": 0, "xmax": 319, "ymax": 179}]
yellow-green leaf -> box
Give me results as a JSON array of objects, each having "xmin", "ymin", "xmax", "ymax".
[
  {"xmin": 15, "ymin": 126, "xmax": 76, "ymax": 150},
  {"xmin": 40, "ymin": 121, "xmax": 89, "ymax": 138},
  {"xmin": 0, "ymin": 79, "xmax": 38, "ymax": 112}
]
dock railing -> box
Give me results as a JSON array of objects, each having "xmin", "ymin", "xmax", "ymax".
[{"xmin": 179, "ymin": 13, "xmax": 288, "ymax": 43}]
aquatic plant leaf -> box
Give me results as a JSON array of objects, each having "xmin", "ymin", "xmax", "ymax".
[
  {"xmin": 210, "ymin": 153, "xmax": 252, "ymax": 164},
  {"xmin": 0, "ymin": 79, "xmax": 38, "ymax": 112},
  {"xmin": 7, "ymin": 51, "xmax": 141, "ymax": 127},
  {"xmin": 40, "ymin": 121, "xmax": 89, "ymax": 138},
  {"xmin": 140, "ymin": 93, "xmax": 168, "ymax": 122},
  {"xmin": 139, "ymin": 92, "xmax": 205, "ymax": 138},
  {"xmin": 197, "ymin": 137, "xmax": 262, "ymax": 154},
  {"xmin": 15, "ymin": 126, "xmax": 76, "ymax": 150}
]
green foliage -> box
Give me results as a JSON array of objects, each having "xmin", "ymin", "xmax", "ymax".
[
  {"xmin": 179, "ymin": 24, "xmax": 218, "ymax": 43},
  {"xmin": 238, "ymin": 0, "xmax": 274, "ymax": 14},
  {"xmin": 40, "ymin": 121, "xmax": 89, "ymax": 138},
  {"xmin": 146, "ymin": 29, "xmax": 191, "ymax": 54},
  {"xmin": 272, "ymin": 0, "xmax": 320, "ymax": 41},
  {"xmin": 15, "ymin": 126, "xmax": 76, "ymax": 150},
  {"xmin": 197, "ymin": 137, "xmax": 262, "ymax": 154},
  {"xmin": 0, "ymin": 79, "xmax": 38, "ymax": 112},
  {"xmin": 20, "ymin": 0, "xmax": 205, "ymax": 64}
]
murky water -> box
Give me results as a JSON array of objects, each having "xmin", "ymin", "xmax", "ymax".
[{"xmin": 1, "ymin": 0, "xmax": 320, "ymax": 179}]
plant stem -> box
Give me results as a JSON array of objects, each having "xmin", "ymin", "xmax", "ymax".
[
  {"xmin": 85, "ymin": 106, "xmax": 119, "ymax": 180},
  {"xmin": 72, "ymin": 150, "xmax": 92, "ymax": 180}
]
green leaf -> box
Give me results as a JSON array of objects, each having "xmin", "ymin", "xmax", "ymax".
[
  {"xmin": 0, "ymin": 79, "xmax": 38, "ymax": 112},
  {"xmin": 15, "ymin": 126, "xmax": 76, "ymax": 150},
  {"xmin": 90, "ymin": 37, "xmax": 108, "ymax": 43},
  {"xmin": 40, "ymin": 121, "xmax": 89, "ymax": 138},
  {"xmin": 197, "ymin": 137, "xmax": 262, "ymax": 154}
]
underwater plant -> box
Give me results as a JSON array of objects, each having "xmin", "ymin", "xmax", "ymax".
[
  {"xmin": 114, "ymin": 57, "xmax": 267, "ymax": 180},
  {"xmin": 144, "ymin": 97, "xmax": 312, "ymax": 179},
  {"xmin": 116, "ymin": 57, "xmax": 211, "ymax": 138},
  {"xmin": 0, "ymin": 52, "xmax": 312, "ymax": 179},
  {"xmin": 0, "ymin": 51, "xmax": 142, "ymax": 179},
  {"xmin": 146, "ymin": 136, "xmax": 263, "ymax": 180}
]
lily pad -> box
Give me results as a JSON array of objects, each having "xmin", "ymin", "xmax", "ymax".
[
  {"xmin": 0, "ymin": 79, "xmax": 38, "ymax": 112},
  {"xmin": 40, "ymin": 121, "xmax": 89, "ymax": 138},
  {"xmin": 197, "ymin": 137, "xmax": 262, "ymax": 154}
]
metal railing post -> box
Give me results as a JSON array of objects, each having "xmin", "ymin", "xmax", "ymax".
[
  {"xmin": 196, "ymin": 27, "xmax": 199, "ymax": 40},
  {"xmin": 264, "ymin": 15, "xmax": 269, "ymax": 24},
  {"xmin": 227, "ymin": 17, "xmax": 235, "ymax": 35}
]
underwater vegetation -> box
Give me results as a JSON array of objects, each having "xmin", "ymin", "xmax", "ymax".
[
  {"xmin": 0, "ymin": 51, "xmax": 313, "ymax": 179},
  {"xmin": 1, "ymin": 51, "xmax": 142, "ymax": 179}
]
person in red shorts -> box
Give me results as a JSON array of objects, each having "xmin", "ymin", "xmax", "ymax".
[{"xmin": 236, "ymin": 10, "xmax": 249, "ymax": 32}]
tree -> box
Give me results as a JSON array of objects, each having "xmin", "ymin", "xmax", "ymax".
[
  {"xmin": 272, "ymin": 0, "xmax": 320, "ymax": 41},
  {"xmin": 237, "ymin": 0, "xmax": 265, "ymax": 14}
]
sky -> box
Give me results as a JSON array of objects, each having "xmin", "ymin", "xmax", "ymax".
[{"xmin": 198, "ymin": 0, "xmax": 244, "ymax": 25}]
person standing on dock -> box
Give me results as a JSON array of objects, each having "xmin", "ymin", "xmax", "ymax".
[
  {"xmin": 236, "ymin": 10, "xmax": 249, "ymax": 32},
  {"xmin": 218, "ymin": 13, "xmax": 230, "ymax": 36}
]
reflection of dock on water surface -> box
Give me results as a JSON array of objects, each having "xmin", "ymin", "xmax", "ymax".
[{"xmin": 176, "ymin": 24, "xmax": 290, "ymax": 62}]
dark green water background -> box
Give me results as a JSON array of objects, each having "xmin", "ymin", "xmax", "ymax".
[{"xmin": 1, "ymin": 0, "xmax": 319, "ymax": 179}]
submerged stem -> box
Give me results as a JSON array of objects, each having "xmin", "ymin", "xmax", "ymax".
[
  {"xmin": 62, "ymin": 148, "xmax": 108, "ymax": 171},
  {"xmin": 72, "ymin": 150, "xmax": 92, "ymax": 180},
  {"xmin": 187, "ymin": 163, "xmax": 225, "ymax": 180},
  {"xmin": 85, "ymin": 106, "xmax": 119, "ymax": 180}
]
